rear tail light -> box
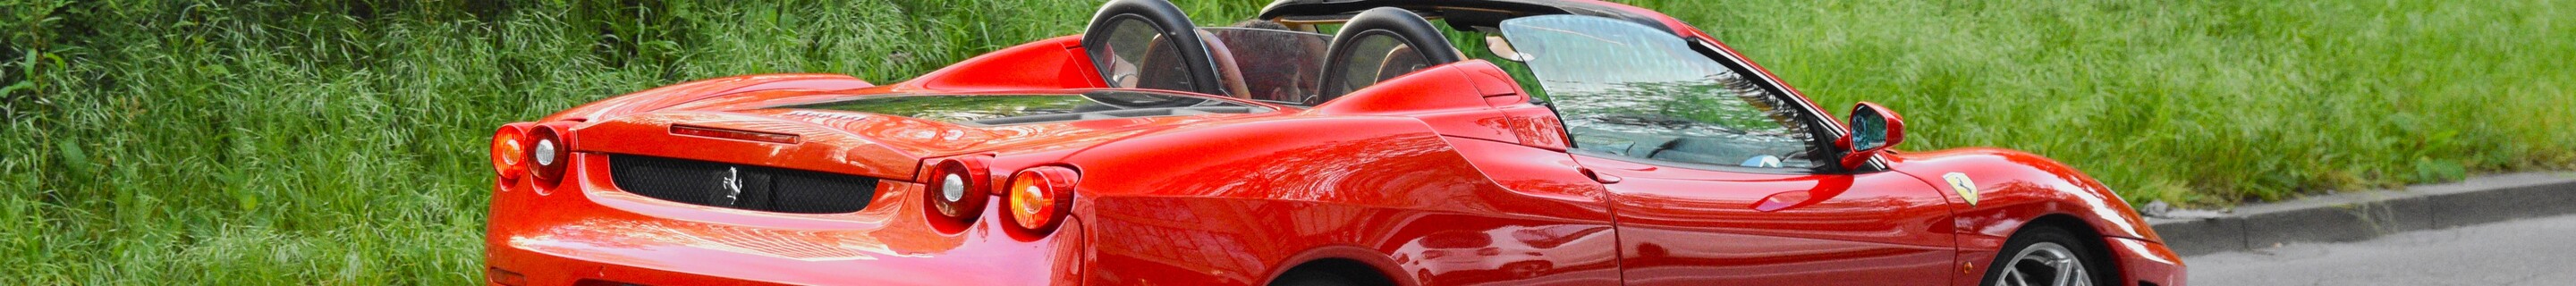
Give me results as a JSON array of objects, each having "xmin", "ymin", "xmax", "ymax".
[
  {"xmin": 527, "ymin": 125, "xmax": 572, "ymax": 185},
  {"xmin": 923, "ymin": 157, "xmax": 992, "ymax": 231},
  {"xmin": 491, "ymin": 123, "xmax": 533, "ymax": 180},
  {"xmin": 1004, "ymin": 166, "xmax": 1079, "ymax": 234}
]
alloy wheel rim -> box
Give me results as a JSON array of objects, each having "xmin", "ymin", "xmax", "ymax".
[{"xmin": 1997, "ymin": 242, "xmax": 2089, "ymax": 286}]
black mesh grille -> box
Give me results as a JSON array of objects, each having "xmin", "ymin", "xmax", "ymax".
[{"xmin": 608, "ymin": 155, "xmax": 877, "ymax": 214}]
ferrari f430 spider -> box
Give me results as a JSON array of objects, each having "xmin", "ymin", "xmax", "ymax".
[{"xmin": 482, "ymin": 1, "xmax": 2185, "ymax": 285}]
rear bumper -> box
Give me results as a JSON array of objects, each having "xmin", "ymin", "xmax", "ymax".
[
  {"xmin": 484, "ymin": 153, "xmax": 1086, "ymax": 285},
  {"xmin": 485, "ymin": 241, "xmax": 796, "ymax": 286},
  {"xmin": 2103, "ymin": 237, "xmax": 2185, "ymax": 286}
]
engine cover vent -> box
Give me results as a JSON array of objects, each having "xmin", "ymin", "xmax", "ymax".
[{"xmin": 608, "ymin": 155, "xmax": 877, "ymax": 214}]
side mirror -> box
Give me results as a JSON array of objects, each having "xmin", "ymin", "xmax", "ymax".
[{"xmin": 1835, "ymin": 102, "xmax": 1905, "ymax": 170}]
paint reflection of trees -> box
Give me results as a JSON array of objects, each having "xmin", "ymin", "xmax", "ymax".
[
  {"xmin": 1080, "ymin": 133, "xmax": 1478, "ymax": 278},
  {"xmin": 792, "ymin": 108, "xmax": 1157, "ymax": 154},
  {"xmin": 521, "ymin": 218, "xmax": 911, "ymax": 263},
  {"xmin": 1089, "ymin": 128, "xmax": 1631, "ymax": 280},
  {"xmin": 1195, "ymin": 132, "xmax": 1604, "ymax": 216},
  {"xmin": 1619, "ymin": 186, "xmax": 1940, "ymax": 239},
  {"xmin": 793, "ymin": 95, "xmax": 1092, "ymax": 122},
  {"xmin": 1157, "ymin": 133, "xmax": 1478, "ymax": 204},
  {"xmin": 1551, "ymin": 79, "xmax": 1820, "ymax": 165},
  {"xmin": 1546, "ymin": 77, "xmax": 1813, "ymax": 138}
]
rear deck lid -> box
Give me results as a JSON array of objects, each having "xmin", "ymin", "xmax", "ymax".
[{"xmin": 566, "ymin": 90, "xmax": 1279, "ymax": 181}]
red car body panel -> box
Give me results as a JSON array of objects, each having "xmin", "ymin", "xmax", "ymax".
[
  {"xmin": 487, "ymin": 154, "xmax": 1088, "ymax": 285},
  {"xmin": 484, "ymin": 1, "xmax": 2182, "ymax": 285},
  {"xmin": 1580, "ymin": 155, "xmax": 1959, "ymax": 285},
  {"xmin": 1883, "ymin": 148, "xmax": 2182, "ymax": 286}
]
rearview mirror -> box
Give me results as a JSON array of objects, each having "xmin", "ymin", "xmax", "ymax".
[{"xmin": 1837, "ymin": 102, "xmax": 1905, "ymax": 170}]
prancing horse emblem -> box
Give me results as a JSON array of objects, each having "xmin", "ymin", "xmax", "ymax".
[
  {"xmin": 720, "ymin": 167, "xmax": 743, "ymax": 205},
  {"xmin": 1943, "ymin": 172, "xmax": 1979, "ymax": 206}
]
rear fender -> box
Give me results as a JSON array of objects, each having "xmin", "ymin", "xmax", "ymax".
[
  {"xmin": 1059, "ymin": 117, "xmax": 1614, "ymax": 285},
  {"xmin": 897, "ymin": 36, "xmax": 1106, "ymax": 92},
  {"xmin": 1309, "ymin": 60, "xmax": 1567, "ymax": 150}
]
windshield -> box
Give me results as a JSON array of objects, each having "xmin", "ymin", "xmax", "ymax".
[
  {"xmin": 1502, "ymin": 15, "xmax": 1826, "ymax": 170},
  {"xmin": 1201, "ymin": 27, "xmax": 1332, "ymax": 105}
]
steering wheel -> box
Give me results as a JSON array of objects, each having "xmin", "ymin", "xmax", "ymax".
[
  {"xmin": 1311, "ymin": 7, "xmax": 1466, "ymax": 105},
  {"xmin": 1082, "ymin": 0, "xmax": 1231, "ymax": 97}
]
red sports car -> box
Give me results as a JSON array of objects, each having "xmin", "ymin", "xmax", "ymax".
[{"xmin": 482, "ymin": 1, "xmax": 2184, "ymax": 285}]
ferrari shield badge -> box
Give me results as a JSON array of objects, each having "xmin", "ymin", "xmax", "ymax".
[{"xmin": 1944, "ymin": 172, "xmax": 1979, "ymax": 206}]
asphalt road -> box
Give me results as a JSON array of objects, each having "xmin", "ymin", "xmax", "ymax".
[{"xmin": 2186, "ymin": 214, "xmax": 2576, "ymax": 285}]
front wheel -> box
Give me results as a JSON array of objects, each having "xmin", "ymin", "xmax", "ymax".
[{"xmin": 1979, "ymin": 226, "xmax": 2113, "ymax": 286}]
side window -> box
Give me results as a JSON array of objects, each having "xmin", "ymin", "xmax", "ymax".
[
  {"xmin": 1501, "ymin": 15, "xmax": 1825, "ymax": 170},
  {"xmin": 1320, "ymin": 34, "xmax": 1422, "ymax": 97},
  {"xmin": 1441, "ymin": 23, "xmax": 1553, "ymax": 102}
]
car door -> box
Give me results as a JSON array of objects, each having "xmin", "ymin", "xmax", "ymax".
[
  {"xmin": 1496, "ymin": 15, "xmax": 1959, "ymax": 285},
  {"xmin": 1579, "ymin": 157, "xmax": 1955, "ymax": 285}
]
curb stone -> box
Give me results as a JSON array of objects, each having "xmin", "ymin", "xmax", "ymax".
[{"xmin": 2148, "ymin": 172, "xmax": 2576, "ymax": 256}]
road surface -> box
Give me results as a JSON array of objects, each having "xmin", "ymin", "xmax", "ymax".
[{"xmin": 2186, "ymin": 214, "xmax": 2576, "ymax": 285}]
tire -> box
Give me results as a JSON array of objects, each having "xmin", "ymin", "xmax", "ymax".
[
  {"xmin": 1270, "ymin": 270, "xmax": 1364, "ymax": 286},
  {"xmin": 1979, "ymin": 226, "xmax": 2114, "ymax": 286}
]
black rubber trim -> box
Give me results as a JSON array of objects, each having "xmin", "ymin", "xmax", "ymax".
[
  {"xmin": 608, "ymin": 155, "xmax": 878, "ymax": 214},
  {"xmin": 1256, "ymin": 0, "xmax": 1678, "ymax": 35},
  {"xmin": 1083, "ymin": 0, "xmax": 1228, "ymax": 96},
  {"xmin": 1312, "ymin": 7, "xmax": 1464, "ymax": 104}
]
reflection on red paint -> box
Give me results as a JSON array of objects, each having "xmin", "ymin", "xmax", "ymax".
[{"xmin": 671, "ymin": 124, "xmax": 801, "ymax": 144}]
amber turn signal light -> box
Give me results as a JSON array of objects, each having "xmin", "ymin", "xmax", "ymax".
[
  {"xmin": 490, "ymin": 123, "xmax": 533, "ymax": 180},
  {"xmin": 1004, "ymin": 166, "xmax": 1079, "ymax": 233}
]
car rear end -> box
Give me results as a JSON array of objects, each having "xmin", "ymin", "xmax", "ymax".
[
  {"xmin": 482, "ymin": 123, "xmax": 1090, "ymax": 285},
  {"xmin": 480, "ymin": 91, "xmax": 1280, "ymax": 285}
]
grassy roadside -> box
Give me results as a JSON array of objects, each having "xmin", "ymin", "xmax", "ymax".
[
  {"xmin": 1634, "ymin": 0, "xmax": 2576, "ymax": 203},
  {"xmin": 2, "ymin": 0, "xmax": 2569, "ymax": 282}
]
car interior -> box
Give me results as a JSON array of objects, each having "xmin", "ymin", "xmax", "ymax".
[
  {"xmin": 1085, "ymin": 1, "xmax": 1471, "ymax": 106},
  {"xmin": 1081, "ymin": 0, "xmax": 1833, "ymax": 171}
]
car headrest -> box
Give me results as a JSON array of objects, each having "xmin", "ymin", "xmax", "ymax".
[
  {"xmin": 1081, "ymin": 0, "xmax": 1230, "ymax": 97},
  {"xmin": 1312, "ymin": 7, "xmax": 1464, "ymax": 105}
]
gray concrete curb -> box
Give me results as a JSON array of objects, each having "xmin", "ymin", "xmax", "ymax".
[{"xmin": 2148, "ymin": 172, "xmax": 2576, "ymax": 256}]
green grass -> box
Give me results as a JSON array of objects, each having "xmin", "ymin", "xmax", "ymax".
[
  {"xmin": 2, "ymin": 0, "xmax": 2568, "ymax": 282},
  {"xmin": 1628, "ymin": 0, "xmax": 2576, "ymax": 203}
]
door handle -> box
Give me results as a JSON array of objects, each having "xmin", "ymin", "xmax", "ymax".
[
  {"xmin": 1580, "ymin": 168, "xmax": 1622, "ymax": 184},
  {"xmin": 1751, "ymin": 190, "xmax": 1812, "ymax": 212}
]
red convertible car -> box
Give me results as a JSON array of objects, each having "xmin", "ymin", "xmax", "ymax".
[{"xmin": 482, "ymin": 0, "xmax": 2184, "ymax": 285}]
